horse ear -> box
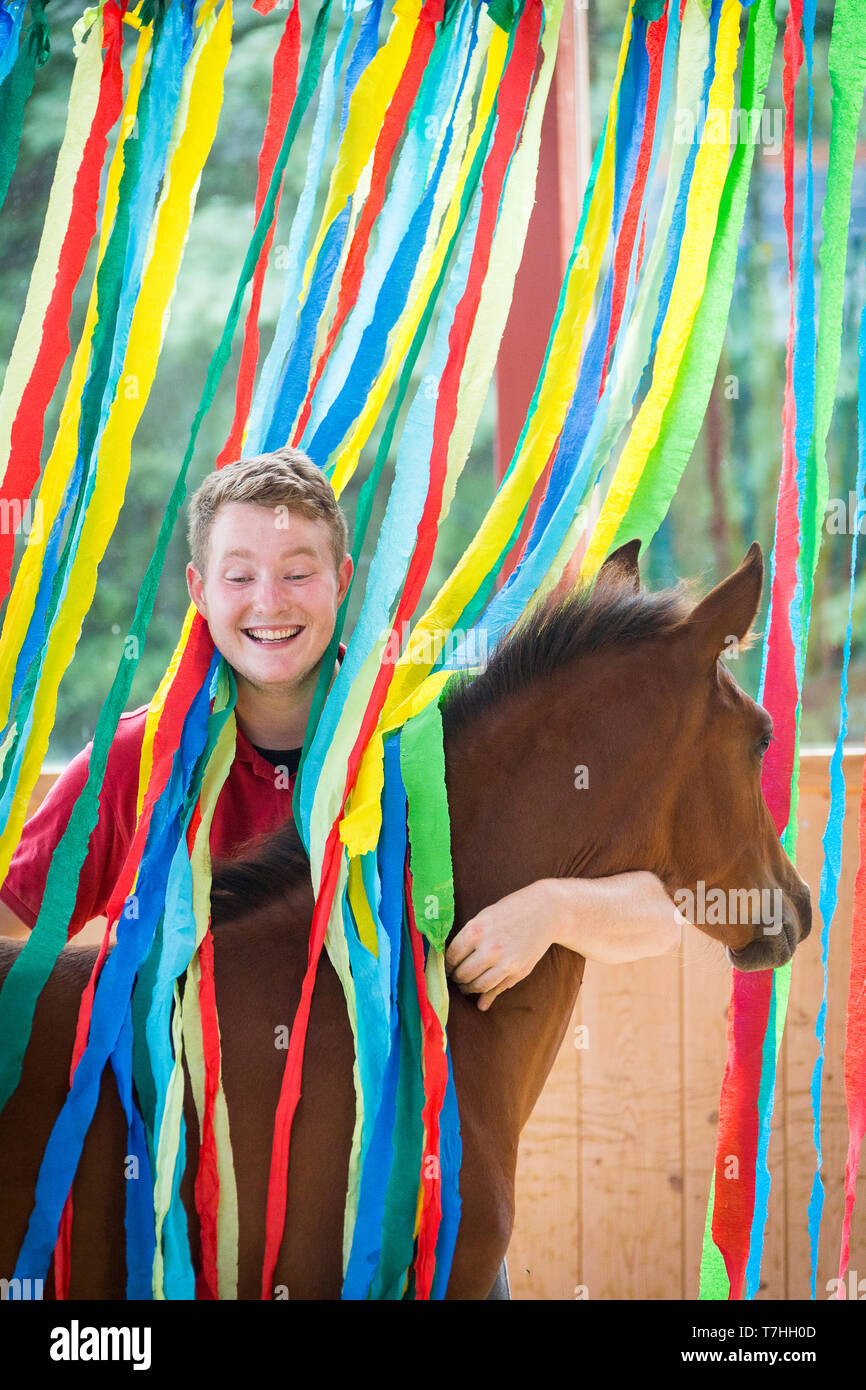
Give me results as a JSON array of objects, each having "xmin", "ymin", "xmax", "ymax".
[
  {"xmin": 597, "ymin": 539, "xmax": 641, "ymax": 592},
  {"xmin": 677, "ymin": 542, "xmax": 763, "ymax": 665}
]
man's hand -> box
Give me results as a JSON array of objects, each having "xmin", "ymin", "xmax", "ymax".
[
  {"xmin": 445, "ymin": 881, "xmax": 558, "ymax": 1012},
  {"xmin": 444, "ymin": 873, "xmax": 682, "ymax": 1012}
]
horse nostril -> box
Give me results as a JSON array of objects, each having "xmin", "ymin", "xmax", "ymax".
[{"xmin": 794, "ymin": 885, "xmax": 812, "ymax": 940}]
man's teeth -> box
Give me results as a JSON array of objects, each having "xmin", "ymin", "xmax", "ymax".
[{"xmin": 245, "ymin": 626, "xmax": 302, "ymax": 642}]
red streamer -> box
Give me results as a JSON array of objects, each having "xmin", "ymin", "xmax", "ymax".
[
  {"xmin": 193, "ymin": 922, "xmax": 223, "ymax": 1300},
  {"xmin": 217, "ymin": 0, "xmax": 301, "ymax": 465},
  {"xmin": 0, "ymin": 0, "xmax": 126, "ymax": 607},
  {"xmin": 259, "ymin": 0, "xmax": 544, "ymax": 1299},
  {"xmin": 292, "ymin": 0, "xmax": 444, "ymax": 444},
  {"xmin": 708, "ymin": 0, "xmax": 805, "ymax": 1299},
  {"xmin": 50, "ymin": 613, "xmax": 215, "ymax": 1293},
  {"xmin": 404, "ymin": 861, "xmax": 447, "ymax": 1300}
]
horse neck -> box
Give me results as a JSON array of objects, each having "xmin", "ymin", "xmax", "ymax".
[
  {"xmin": 440, "ymin": 666, "xmax": 607, "ymax": 1127},
  {"xmin": 443, "ymin": 661, "xmax": 620, "ymax": 914},
  {"xmin": 440, "ymin": 644, "xmax": 685, "ymax": 1127}
]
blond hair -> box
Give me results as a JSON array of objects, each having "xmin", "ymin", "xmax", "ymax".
[{"xmin": 186, "ymin": 447, "xmax": 349, "ymax": 576}]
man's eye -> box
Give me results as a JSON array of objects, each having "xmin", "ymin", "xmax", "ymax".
[
  {"xmin": 226, "ymin": 576, "xmax": 252, "ymax": 583},
  {"xmin": 287, "ymin": 573, "xmax": 311, "ymax": 581}
]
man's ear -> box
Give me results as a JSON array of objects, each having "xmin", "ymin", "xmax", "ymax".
[
  {"xmin": 336, "ymin": 553, "xmax": 353, "ymax": 607},
  {"xmin": 186, "ymin": 562, "xmax": 207, "ymax": 616},
  {"xmin": 596, "ymin": 538, "xmax": 641, "ymax": 592},
  {"xmin": 674, "ymin": 542, "xmax": 763, "ymax": 668}
]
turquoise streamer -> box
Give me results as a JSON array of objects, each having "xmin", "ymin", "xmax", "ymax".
[
  {"xmin": 245, "ymin": 0, "xmax": 360, "ymax": 451},
  {"xmin": 806, "ymin": 238, "xmax": 866, "ymax": 1298},
  {"xmin": 302, "ymin": 0, "xmax": 474, "ymax": 445}
]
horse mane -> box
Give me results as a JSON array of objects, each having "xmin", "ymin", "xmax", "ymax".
[
  {"xmin": 210, "ymin": 572, "xmax": 697, "ymax": 923},
  {"xmin": 439, "ymin": 572, "xmax": 696, "ymax": 736},
  {"xmin": 210, "ymin": 818, "xmax": 312, "ymax": 925}
]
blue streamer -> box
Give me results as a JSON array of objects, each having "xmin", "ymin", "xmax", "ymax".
[
  {"xmin": 302, "ymin": 0, "xmax": 477, "ymax": 452},
  {"xmin": 110, "ymin": 1002, "xmax": 158, "ymax": 1299},
  {"xmin": 262, "ymin": 207, "xmax": 351, "ymax": 450},
  {"xmin": 806, "ymin": 226, "xmax": 866, "ymax": 1298},
  {"xmin": 12, "ymin": 648, "xmax": 220, "ymax": 1284},
  {"xmin": 246, "ymin": 0, "xmax": 360, "ymax": 451},
  {"xmin": 0, "ymin": 0, "xmax": 25, "ymax": 87},
  {"xmin": 746, "ymin": 0, "xmax": 818, "ymax": 1298},
  {"xmin": 296, "ymin": 174, "xmax": 484, "ymax": 844}
]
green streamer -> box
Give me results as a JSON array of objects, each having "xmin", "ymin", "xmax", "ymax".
[
  {"xmin": 0, "ymin": 0, "xmax": 336, "ymax": 1115},
  {"xmin": 0, "ymin": 4, "xmax": 51, "ymax": 212},
  {"xmin": 797, "ymin": 0, "xmax": 866, "ymax": 651},
  {"xmin": 401, "ymin": 695, "xmax": 454, "ymax": 952},
  {"xmin": 611, "ymin": 0, "xmax": 778, "ymax": 554}
]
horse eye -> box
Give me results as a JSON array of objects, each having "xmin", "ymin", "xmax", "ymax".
[{"xmin": 757, "ymin": 731, "xmax": 773, "ymax": 756}]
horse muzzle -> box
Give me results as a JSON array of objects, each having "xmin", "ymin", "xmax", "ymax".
[{"xmin": 725, "ymin": 879, "xmax": 812, "ymax": 972}]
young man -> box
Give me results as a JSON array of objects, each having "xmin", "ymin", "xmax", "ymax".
[
  {"xmin": 0, "ymin": 447, "xmax": 680, "ymax": 1297},
  {"xmin": 0, "ymin": 447, "xmax": 680, "ymax": 984}
]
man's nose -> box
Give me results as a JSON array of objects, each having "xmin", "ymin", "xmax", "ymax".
[{"xmin": 250, "ymin": 577, "xmax": 288, "ymax": 611}]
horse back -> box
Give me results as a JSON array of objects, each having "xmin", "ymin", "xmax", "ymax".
[{"xmin": 0, "ymin": 938, "xmax": 128, "ymax": 1296}]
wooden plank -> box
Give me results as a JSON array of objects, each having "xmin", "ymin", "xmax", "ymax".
[
  {"xmin": 508, "ymin": 1002, "xmax": 580, "ymax": 1299},
  {"xmin": 578, "ymin": 949, "xmax": 683, "ymax": 1298},
  {"xmin": 785, "ymin": 751, "xmax": 866, "ymax": 1300},
  {"xmin": 682, "ymin": 901, "xmax": 736, "ymax": 1297},
  {"xmin": 509, "ymin": 751, "xmax": 864, "ymax": 1299}
]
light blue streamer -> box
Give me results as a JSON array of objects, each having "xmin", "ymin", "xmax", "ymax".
[
  {"xmin": 340, "ymin": 850, "xmax": 395, "ymax": 1298},
  {"xmin": 746, "ymin": 0, "xmax": 818, "ymax": 1298},
  {"xmin": 296, "ymin": 178, "xmax": 484, "ymax": 843},
  {"xmin": 143, "ymin": 845, "xmax": 200, "ymax": 1299},
  {"xmin": 522, "ymin": 4, "xmax": 680, "ymax": 554},
  {"xmin": 0, "ymin": 0, "xmax": 187, "ymax": 811},
  {"xmin": 245, "ymin": 0, "xmax": 359, "ymax": 452},
  {"xmin": 0, "ymin": 0, "xmax": 25, "ymax": 87},
  {"xmin": 302, "ymin": 0, "xmax": 475, "ymax": 444},
  {"xmin": 806, "ymin": 235, "xmax": 866, "ymax": 1298}
]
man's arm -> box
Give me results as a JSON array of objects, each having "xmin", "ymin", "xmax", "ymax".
[
  {"xmin": 0, "ymin": 743, "xmax": 125, "ymax": 941},
  {"xmin": 0, "ymin": 897, "xmax": 28, "ymax": 939},
  {"xmin": 444, "ymin": 872, "xmax": 683, "ymax": 1011}
]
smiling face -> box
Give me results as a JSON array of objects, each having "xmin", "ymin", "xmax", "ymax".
[{"xmin": 186, "ymin": 501, "xmax": 352, "ymax": 700}]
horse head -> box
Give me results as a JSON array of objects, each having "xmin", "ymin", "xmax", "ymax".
[
  {"xmin": 652, "ymin": 540, "xmax": 811, "ymax": 970},
  {"xmin": 440, "ymin": 540, "xmax": 811, "ymax": 973}
]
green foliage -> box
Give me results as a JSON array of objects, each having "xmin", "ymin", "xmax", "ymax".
[
  {"xmin": 1, "ymin": 0, "xmax": 497, "ymax": 757},
  {"xmin": 1, "ymin": 0, "xmax": 862, "ymax": 761}
]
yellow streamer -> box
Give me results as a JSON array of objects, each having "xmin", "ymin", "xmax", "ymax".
[
  {"xmin": 0, "ymin": 0, "xmax": 233, "ymax": 887},
  {"xmin": 300, "ymin": 0, "xmax": 423, "ymax": 300},
  {"xmin": 328, "ymin": 20, "xmax": 509, "ymax": 494},
  {"xmin": 0, "ymin": 16, "xmax": 153, "ymax": 732},
  {"xmin": 331, "ymin": 2, "xmax": 637, "ymax": 858},
  {"xmin": 578, "ymin": 0, "xmax": 742, "ymax": 579},
  {"xmin": 0, "ymin": 6, "xmax": 103, "ymax": 478}
]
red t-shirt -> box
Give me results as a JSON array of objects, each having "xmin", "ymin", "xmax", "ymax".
[{"xmin": 0, "ymin": 651, "xmax": 344, "ymax": 937}]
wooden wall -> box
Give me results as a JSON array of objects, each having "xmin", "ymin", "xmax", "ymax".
[{"xmin": 507, "ymin": 749, "xmax": 865, "ymax": 1299}]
